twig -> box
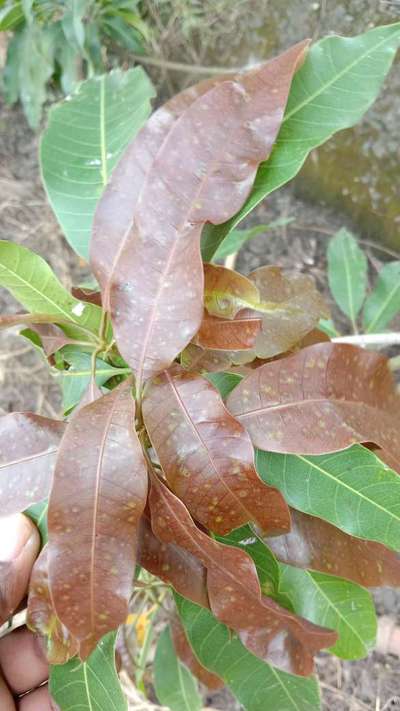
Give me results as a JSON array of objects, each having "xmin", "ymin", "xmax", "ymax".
[
  {"xmin": 333, "ymin": 333, "xmax": 400, "ymax": 347},
  {"xmin": 130, "ymin": 53, "xmax": 250, "ymax": 75}
]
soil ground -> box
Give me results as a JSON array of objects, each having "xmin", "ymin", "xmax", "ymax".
[{"xmin": 1, "ymin": 74, "xmax": 400, "ymax": 711}]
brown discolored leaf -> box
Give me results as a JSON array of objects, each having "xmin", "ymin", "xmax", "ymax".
[
  {"xmin": 170, "ymin": 614, "xmax": 224, "ymax": 690},
  {"xmin": 91, "ymin": 42, "xmax": 309, "ymax": 390},
  {"xmin": 138, "ymin": 516, "xmax": 209, "ymax": 608},
  {"xmin": 203, "ymin": 264, "xmax": 260, "ymax": 319},
  {"xmin": 195, "ymin": 310, "xmax": 260, "ymax": 352},
  {"xmin": 28, "ymin": 323, "xmax": 75, "ymax": 357},
  {"xmin": 227, "ymin": 343, "xmax": 400, "ymax": 458},
  {"xmin": 149, "ymin": 473, "xmax": 336, "ymax": 676},
  {"xmin": 248, "ymin": 267, "xmax": 329, "ymax": 358},
  {"xmin": 143, "ymin": 365, "xmax": 290, "ymax": 536},
  {"xmin": 0, "ymin": 413, "xmax": 65, "ymax": 516},
  {"xmin": 181, "ymin": 343, "xmax": 237, "ymax": 373},
  {"xmin": 266, "ymin": 509, "xmax": 400, "ymax": 588},
  {"xmin": 27, "ymin": 546, "xmax": 79, "ymax": 664},
  {"xmin": 48, "ymin": 379, "xmax": 148, "ymax": 659},
  {"xmin": 71, "ymin": 287, "xmax": 102, "ymax": 307}
]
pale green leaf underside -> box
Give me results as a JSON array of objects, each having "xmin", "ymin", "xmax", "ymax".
[
  {"xmin": 40, "ymin": 67, "xmax": 155, "ymax": 259},
  {"xmin": 363, "ymin": 261, "xmax": 400, "ymax": 332},
  {"xmin": 256, "ymin": 446, "xmax": 400, "ymax": 551},
  {"xmin": 49, "ymin": 632, "xmax": 127, "ymax": 711},
  {"xmin": 176, "ymin": 595, "xmax": 321, "ymax": 711},
  {"xmin": 327, "ymin": 228, "xmax": 367, "ymax": 322},
  {"xmin": 154, "ymin": 626, "xmax": 202, "ymax": 711},
  {"xmin": 201, "ymin": 22, "xmax": 400, "ymax": 260},
  {"xmin": 60, "ymin": 346, "xmax": 129, "ymax": 413},
  {"xmin": 0, "ymin": 240, "xmax": 102, "ymax": 337},
  {"xmin": 279, "ymin": 567, "xmax": 376, "ymax": 660}
]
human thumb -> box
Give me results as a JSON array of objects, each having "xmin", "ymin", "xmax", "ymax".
[{"xmin": 0, "ymin": 514, "xmax": 40, "ymax": 626}]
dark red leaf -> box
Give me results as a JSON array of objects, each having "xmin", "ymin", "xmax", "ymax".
[
  {"xmin": 170, "ymin": 614, "xmax": 224, "ymax": 690},
  {"xmin": 71, "ymin": 287, "xmax": 102, "ymax": 307},
  {"xmin": 47, "ymin": 379, "xmax": 148, "ymax": 658},
  {"xmin": 138, "ymin": 516, "xmax": 209, "ymax": 608},
  {"xmin": 267, "ymin": 509, "xmax": 400, "ymax": 588},
  {"xmin": 149, "ymin": 473, "xmax": 336, "ymax": 676},
  {"xmin": 91, "ymin": 42, "xmax": 309, "ymax": 390},
  {"xmin": 0, "ymin": 413, "xmax": 65, "ymax": 516},
  {"xmin": 227, "ymin": 343, "xmax": 400, "ymax": 458},
  {"xmin": 27, "ymin": 546, "xmax": 79, "ymax": 664},
  {"xmin": 143, "ymin": 365, "xmax": 290, "ymax": 536},
  {"xmin": 195, "ymin": 310, "xmax": 260, "ymax": 351}
]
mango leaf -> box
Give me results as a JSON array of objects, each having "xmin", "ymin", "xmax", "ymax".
[
  {"xmin": 327, "ymin": 229, "xmax": 367, "ymax": 324},
  {"xmin": 138, "ymin": 516, "xmax": 209, "ymax": 608},
  {"xmin": 149, "ymin": 473, "xmax": 336, "ymax": 675},
  {"xmin": 256, "ymin": 445, "xmax": 400, "ymax": 551},
  {"xmin": 195, "ymin": 310, "xmax": 260, "ymax": 352},
  {"xmin": 0, "ymin": 1, "xmax": 25, "ymax": 31},
  {"xmin": 363, "ymin": 261, "xmax": 400, "ymax": 333},
  {"xmin": 154, "ymin": 626, "xmax": 202, "ymax": 711},
  {"xmin": 176, "ymin": 596, "xmax": 321, "ymax": 711},
  {"xmin": 205, "ymin": 371, "xmax": 243, "ymax": 400},
  {"xmin": 27, "ymin": 546, "xmax": 79, "ymax": 664},
  {"xmin": 227, "ymin": 343, "xmax": 400, "ymax": 461},
  {"xmin": 203, "ymin": 264, "xmax": 260, "ymax": 318},
  {"xmin": 213, "ymin": 219, "xmax": 294, "ymax": 260},
  {"xmin": 265, "ymin": 509, "xmax": 400, "ymax": 588},
  {"xmin": 59, "ymin": 346, "xmax": 129, "ymax": 413},
  {"xmin": 25, "ymin": 500, "xmax": 49, "ymax": 544},
  {"xmin": 181, "ymin": 344, "xmax": 242, "ymax": 373},
  {"xmin": 217, "ymin": 524, "xmax": 280, "ymax": 595},
  {"xmin": 48, "ymin": 380, "xmax": 147, "ymax": 658},
  {"xmin": 91, "ymin": 42, "xmax": 309, "ymax": 389},
  {"xmin": 278, "ymin": 565, "xmax": 376, "ymax": 660},
  {"xmin": 40, "ymin": 67, "xmax": 154, "ymax": 259},
  {"xmin": 49, "ymin": 631, "xmax": 127, "ymax": 711},
  {"xmin": 143, "ymin": 365, "xmax": 290, "ymax": 537},
  {"xmin": 0, "ymin": 413, "xmax": 65, "ymax": 516},
  {"xmin": 0, "ymin": 241, "xmax": 102, "ymax": 338},
  {"xmin": 170, "ymin": 616, "xmax": 223, "ymax": 690},
  {"xmin": 201, "ymin": 23, "xmax": 400, "ymax": 260},
  {"xmin": 248, "ymin": 267, "xmax": 329, "ymax": 358},
  {"xmin": 15, "ymin": 24, "xmax": 55, "ymax": 128}
]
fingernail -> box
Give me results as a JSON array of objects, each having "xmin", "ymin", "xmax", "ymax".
[{"xmin": 0, "ymin": 514, "xmax": 35, "ymax": 562}]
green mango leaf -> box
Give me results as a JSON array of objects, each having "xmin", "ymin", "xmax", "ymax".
[
  {"xmin": 49, "ymin": 632, "xmax": 127, "ymax": 711},
  {"xmin": 363, "ymin": 261, "xmax": 400, "ymax": 333},
  {"xmin": 327, "ymin": 229, "xmax": 367, "ymax": 324},
  {"xmin": 201, "ymin": 23, "xmax": 400, "ymax": 260},
  {"xmin": 176, "ymin": 596, "xmax": 321, "ymax": 711},
  {"xmin": 318, "ymin": 318, "xmax": 339, "ymax": 338},
  {"xmin": 205, "ymin": 371, "xmax": 243, "ymax": 400},
  {"xmin": 2, "ymin": 31, "xmax": 21, "ymax": 105},
  {"xmin": 279, "ymin": 567, "xmax": 376, "ymax": 660},
  {"xmin": 40, "ymin": 67, "xmax": 155, "ymax": 259},
  {"xmin": 0, "ymin": 241, "xmax": 102, "ymax": 338},
  {"xmin": 154, "ymin": 626, "xmax": 202, "ymax": 711},
  {"xmin": 0, "ymin": 1, "xmax": 25, "ymax": 30},
  {"xmin": 213, "ymin": 219, "xmax": 294, "ymax": 260},
  {"xmin": 60, "ymin": 346, "xmax": 130, "ymax": 413},
  {"xmin": 25, "ymin": 500, "xmax": 48, "ymax": 544},
  {"xmin": 61, "ymin": 0, "xmax": 92, "ymax": 52},
  {"xmin": 216, "ymin": 525, "xmax": 280, "ymax": 595},
  {"xmin": 16, "ymin": 23, "xmax": 55, "ymax": 128},
  {"xmin": 256, "ymin": 446, "xmax": 400, "ymax": 551}
]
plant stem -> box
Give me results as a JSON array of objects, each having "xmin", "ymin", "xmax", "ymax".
[
  {"xmin": 333, "ymin": 333, "xmax": 400, "ymax": 347},
  {"xmin": 130, "ymin": 53, "xmax": 251, "ymax": 75}
]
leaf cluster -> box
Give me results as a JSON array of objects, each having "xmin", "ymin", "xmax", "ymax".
[
  {"xmin": 1, "ymin": 23, "xmax": 400, "ymax": 711},
  {"xmin": 0, "ymin": 0, "xmax": 149, "ymax": 127}
]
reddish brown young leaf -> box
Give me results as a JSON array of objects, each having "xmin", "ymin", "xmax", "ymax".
[
  {"xmin": 267, "ymin": 510, "xmax": 400, "ymax": 588},
  {"xmin": 170, "ymin": 614, "xmax": 224, "ymax": 690},
  {"xmin": 143, "ymin": 365, "xmax": 290, "ymax": 536},
  {"xmin": 247, "ymin": 267, "xmax": 329, "ymax": 358},
  {"xmin": 138, "ymin": 516, "xmax": 209, "ymax": 608},
  {"xmin": 227, "ymin": 343, "xmax": 400, "ymax": 457},
  {"xmin": 0, "ymin": 413, "xmax": 65, "ymax": 516},
  {"xmin": 28, "ymin": 323, "xmax": 74, "ymax": 356},
  {"xmin": 47, "ymin": 379, "xmax": 148, "ymax": 659},
  {"xmin": 91, "ymin": 42, "xmax": 309, "ymax": 390},
  {"xmin": 71, "ymin": 287, "xmax": 102, "ymax": 307},
  {"xmin": 181, "ymin": 344, "xmax": 237, "ymax": 373},
  {"xmin": 149, "ymin": 473, "xmax": 336, "ymax": 676},
  {"xmin": 195, "ymin": 310, "xmax": 260, "ymax": 352},
  {"xmin": 27, "ymin": 546, "xmax": 79, "ymax": 664},
  {"xmin": 203, "ymin": 264, "xmax": 260, "ymax": 319}
]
